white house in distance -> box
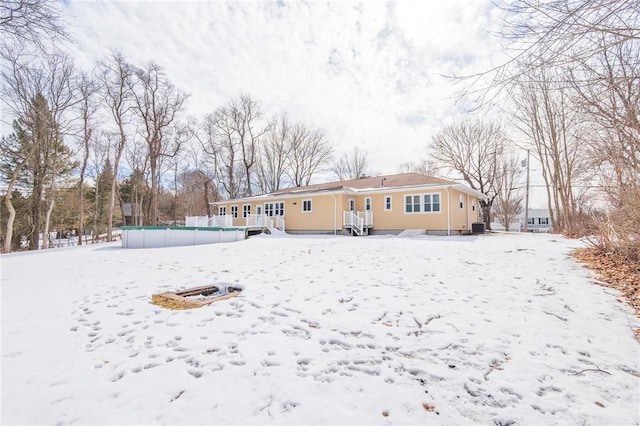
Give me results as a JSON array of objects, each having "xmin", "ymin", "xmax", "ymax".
[
  {"xmin": 491, "ymin": 208, "xmax": 553, "ymax": 233},
  {"xmin": 519, "ymin": 208, "xmax": 553, "ymax": 232}
]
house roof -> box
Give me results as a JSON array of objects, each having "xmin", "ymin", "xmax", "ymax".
[
  {"xmin": 517, "ymin": 208, "xmax": 552, "ymax": 218},
  {"xmin": 214, "ymin": 173, "xmax": 487, "ymax": 203},
  {"xmin": 271, "ymin": 173, "xmax": 454, "ymax": 195}
]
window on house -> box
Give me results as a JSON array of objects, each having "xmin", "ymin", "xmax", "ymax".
[
  {"xmin": 243, "ymin": 204, "xmax": 251, "ymax": 218},
  {"xmin": 405, "ymin": 193, "xmax": 441, "ymax": 213},
  {"xmin": 472, "ymin": 200, "xmax": 475, "ymax": 211},
  {"xmin": 265, "ymin": 202, "xmax": 285, "ymax": 217},
  {"xmin": 539, "ymin": 218, "xmax": 549, "ymax": 225},
  {"xmin": 302, "ymin": 199, "xmax": 312, "ymax": 212},
  {"xmin": 219, "ymin": 206, "xmax": 226, "ymax": 216},
  {"xmin": 384, "ymin": 196, "xmax": 392, "ymax": 211},
  {"xmin": 459, "ymin": 194, "xmax": 464, "ymax": 209},
  {"xmin": 424, "ymin": 193, "xmax": 441, "ymax": 212},
  {"xmin": 405, "ymin": 195, "xmax": 420, "ymax": 213},
  {"xmin": 365, "ymin": 197, "xmax": 372, "ymax": 211},
  {"xmin": 230, "ymin": 205, "xmax": 238, "ymax": 219},
  {"xmin": 432, "ymin": 194, "xmax": 441, "ymax": 212},
  {"xmin": 275, "ymin": 201, "xmax": 284, "ymax": 216},
  {"xmin": 527, "ymin": 218, "xmax": 535, "ymax": 225}
]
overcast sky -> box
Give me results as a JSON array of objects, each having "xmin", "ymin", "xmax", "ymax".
[{"xmin": 61, "ymin": 0, "xmax": 506, "ymax": 176}]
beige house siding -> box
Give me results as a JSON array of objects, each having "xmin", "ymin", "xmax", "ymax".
[
  {"xmin": 283, "ymin": 194, "xmax": 343, "ymax": 231},
  {"xmin": 216, "ymin": 193, "xmax": 348, "ymax": 231},
  {"xmin": 448, "ymin": 189, "xmax": 469, "ymax": 232},
  {"xmin": 212, "ymin": 176, "xmax": 485, "ymax": 235}
]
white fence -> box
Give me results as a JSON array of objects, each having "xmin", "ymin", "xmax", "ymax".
[
  {"xmin": 185, "ymin": 215, "xmax": 233, "ymax": 227},
  {"xmin": 245, "ymin": 214, "xmax": 274, "ymax": 229}
]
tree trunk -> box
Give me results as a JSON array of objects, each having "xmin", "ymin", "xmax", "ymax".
[
  {"xmin": 3, "ymin": 193, "xmax": 17, "ymax": 253},
  {"xmin": 107, "ymin": 135, "xmax": 125, "ymax": 241},
  {"xmin": 107, "ymin": 170, "xmax": 117, "ymax": 241},
  {"xmin": 3, "ymin": 156, "xmax": 30, "ymax": 253},
  {"xmin": 204, "ymin": 177, "xmax": 211, "ymax": 216},
  {"xmin": 481, "ymin": 202, "xmax": 492, "ymax": 230},
  {"xmin": 150, "ymin": 155, "xmax": 158, "ymax": 226},
  {"xmin": 42, "ymin": 196, "xmax": 55, "ymax": 249},
  {"xmin": 29, "ymin": 174, "xmax": 43, "ymax": 250}
]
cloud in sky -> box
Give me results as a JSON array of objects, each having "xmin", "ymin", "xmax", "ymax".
[{"xmin": 62, "ymin": 0, "xmax": 503, "ymax": 175}]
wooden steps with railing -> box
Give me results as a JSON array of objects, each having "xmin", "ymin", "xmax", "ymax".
[{"xmin": 343, "ymin": 211, "xmax": 373, "ymax": 236}]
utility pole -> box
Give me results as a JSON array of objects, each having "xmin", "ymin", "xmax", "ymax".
[{"xmin": 524, "ymin": 149, "xmax": 530, "ymax": 232}]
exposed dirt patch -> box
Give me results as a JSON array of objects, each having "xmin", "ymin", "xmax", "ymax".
[{"xmin": 572, "ymin": 247, "xmax": 640, "ymax": 338}]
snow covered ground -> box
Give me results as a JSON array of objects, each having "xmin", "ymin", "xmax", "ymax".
[{"xmin": 2, "ymin": 233, "xmax": 639, "ymax": 425}]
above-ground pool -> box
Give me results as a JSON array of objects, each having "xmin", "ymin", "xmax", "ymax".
[{"xmin": 121, "ymin": 226, "xmax": 246, "ymax": 248}]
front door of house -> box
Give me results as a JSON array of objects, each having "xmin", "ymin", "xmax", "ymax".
[{"xmin": 256, "ymin": 206, "xmax": 263, "ymax": 226}]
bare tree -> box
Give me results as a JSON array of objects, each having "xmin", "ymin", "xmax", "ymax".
[
  {"xmin": 123, "ymin": 134, "xmax": 150, "ymax": 225},
  {"xmin": 493, "ymin": 154, "xmax": 524, "ymax": 232},
  {"xmin": 131, "ymin": 62, "xmax": 188, "ymax": 225},
  {"xmin": 430, "ymin": 119, "xmax": 507, "ymax": 229},
  {"xmin": 0, "ymin": 0, "xmax": 69, "ymax": 51},
  {"xmin": 198, "ymin": 108, "xmax": 243, "ymax": 199},
  {"xmin": 231, "ymin": 94, "xmax": 268, "ymax": 196},
  {"xmin": 182, "ymin": 139, "xmax": 218, "ymax": 216},
  {"xmin": 198, "ymin": 95, "xmax": 268, "ymax": 198},
  {"xmin": 1, "ymin": 50, "xmax": 76, "ymax": 249},
  {"xmin": 74, "ymin": 70, "xmax": 98, "ymax": 245},
  {"xmin": 397, "ymin": 159, "xmax": 442, "ymax": 177},
  {"xmin": 255, "ymin": 114, "xmax": 289, "ymax": 193},
  {"xmin": 570, "ymin": 40, "xmax": 640, "ymax": 190},
  {"xmin": 96, "ymin": 51, "xmax": 136, "ymax": 239},
  {"xmin": 1, "ymin": 130, "xmax": 35, "ymax": 252},
  {"xmin": 286, "ymin": 122, "xmax": 333, "ymax": 187},
  {"xmin": 460, "ymin": 0, "xmax": 639, "ymax": 99},
  {"xmin": 511, "ymin": 66, "xmax": 590, "ymax": 233},
  {"xmin": 331, "ymin": 146, "xmax": 369, "ymax": 181}
]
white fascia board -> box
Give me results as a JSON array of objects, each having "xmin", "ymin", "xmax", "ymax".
[
  {"xmin": 347, "ymin": 183, "xmax": 485, "ymax": 199},
  {"xmin": 211, "ymin": 189, "xmax": 347, "ymax": 205},
  {"xmin": 448, "ymin": 184, "xmax": 487, "ymax": 200}
]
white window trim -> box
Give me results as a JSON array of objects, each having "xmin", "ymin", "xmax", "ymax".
[
  {"xmin": 384, "ymin": 195, "xmax": 392, "ymax": 211},
  {"xmin": 219, "ymin": 206, "xmax": 226, "ymax": 216},
  {"xmin": 302, "ymin": 199, "xmax": 312, "ymax": 213},
  {"xmin": 230, "ymin": 205, "xmax": 239, "ymax": 219},
  {"xmin": 275, "ymin": 201, "xmax": 285, "ymax": 216},
  {"xmin": 423, "ymin": 193, "xmax": 442, "ymax": 214},
  {"xmin": 265, "ymin": 202, "xmax": 284, "ymax": 217},
  {"xmin": 404, "ymin": 192, "xmax": 442, "ymax": 214},
  {"xmin": 242, "ymin": 204, "xmax": 251, "ymax": 218},
  {"xmin": 404, "ymin": 194, "xmax": 421, "ymax": 214},
  {"xmin": 364, "ymin": 197, "xmax": 372, "ymax": 211}
]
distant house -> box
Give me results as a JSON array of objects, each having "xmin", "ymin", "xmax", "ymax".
[
  {"xmin": 212, "ymin": 173, "xmax": 486, "ymax": 236},
  {"xmin": 121, "ymin": 202, "xmax": 142, "ymax": 226},
  {"xmin": 518, "ymin": 208, "xmax": 553, "ymax": 232}
]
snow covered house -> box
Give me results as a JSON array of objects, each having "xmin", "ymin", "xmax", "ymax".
[{"xmin": 212, "ymin": 173, "xmax": 486, "ymax": 236}]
